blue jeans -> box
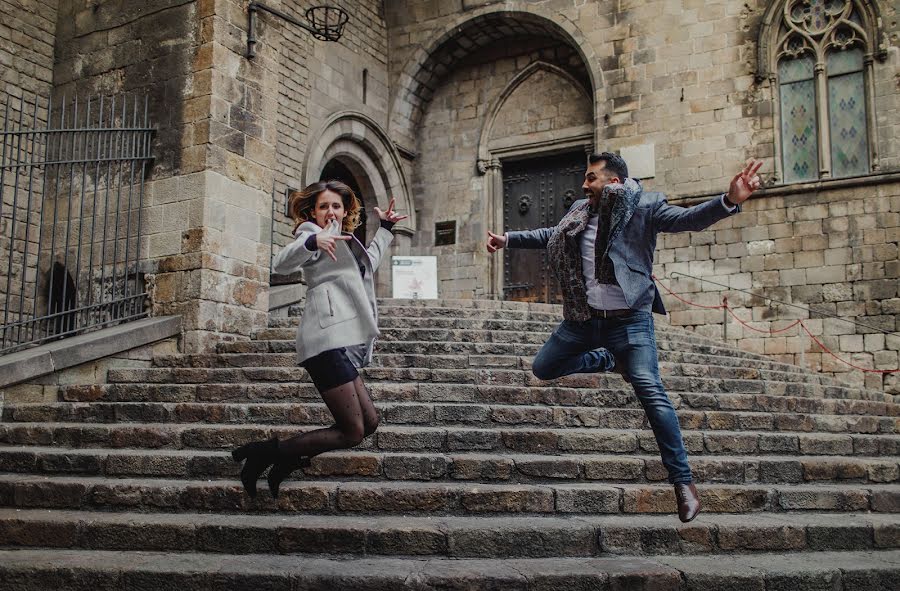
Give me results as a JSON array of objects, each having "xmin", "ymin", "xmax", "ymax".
[{"xmin": 531, "ymin": 311, "xmax": 692, "ymax": 484}]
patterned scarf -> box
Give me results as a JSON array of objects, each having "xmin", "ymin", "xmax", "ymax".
[{"xmin": 546, "ymin": 178, "xmax": 643, "ymax": 321}]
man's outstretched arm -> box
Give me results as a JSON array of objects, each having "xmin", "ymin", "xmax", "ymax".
[
  {"xmin": 486, "ymin": 226, "xmax": 556, "ymax": 252},
  {"xmin": 654, "ymin": 159, "xmax": 763, "ymax": 233}
]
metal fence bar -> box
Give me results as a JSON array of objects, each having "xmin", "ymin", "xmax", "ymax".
[
  {"xmin": 109, "ymin": 96, "xmax": 124, "ymax": 323},
  {"xmin": 132, "ymin": 96, "xmax": 148, "ymax": 303},
  {"xmin": 73, "ymin": 96, "xmax": 91, "ymax": 331},
  {"xmin": 121, "ymin": 96, "xmax": 138, "ymax": 320},
  {"xmin": 59, "ymin": 95, "xmax": 78, "ymax": 340},
  {"xmin": 97, "ymin": 94, "xmax": 113, "ymax": 338},
  {"xmin": 2, "ymin": 94, "xmax": 27, "ymax": 341},
  {"xmin": 29, "ymin": 93, "xmax": 52, "ymax": 346},
  {"xmin": 85, "ymin": 95, "xmax": 103, "ymax": 329},
  {"xmin": 15, "ymin": 96, "xmax": 40, "ymax": 344},
  {"xmin": 43, "ymin": 93, "xmax": 64, "ymax": 343},
  {"xmin": 0, "ymin": 90, "xmax": 155, "ymax": 355}
]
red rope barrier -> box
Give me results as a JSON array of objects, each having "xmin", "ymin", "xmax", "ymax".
[
  {"xmin": 652, "ymin": 274, "xmax": 725, "ymax": 309},
  {"xmin": 724, "ymin": 303, "xmax": 802, "ymax": 334},
  {"xmin": 797, "ymin": 322, "xmax": 900, "ymax": 374},
  {"xmin": 653, "ymin": 275, "xmax": 899, "ymax": 375}
]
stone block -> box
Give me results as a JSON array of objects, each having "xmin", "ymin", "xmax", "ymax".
[
  {"xmin": 459, "ymin": 487, "xmax": 554, "ymax": 513},
  {"xmin": 555, "ymin": 486, "xmax": 621, "ymax": 514},
  {"xmin": 382, "ymin": 455, "xmax": 448, "ymax": 480}
]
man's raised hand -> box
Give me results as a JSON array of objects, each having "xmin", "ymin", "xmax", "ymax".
[
  {"xmin": 726, "ymin": 158, "xmax": 764, "ymax": 205},
  {"xmin": 486, "ymin": 231, "xmax": 507, "ymax": 253}
]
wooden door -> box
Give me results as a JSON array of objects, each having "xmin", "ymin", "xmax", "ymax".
[{"xmin": 502, "ymin": 152, "xmax": 585, "ymax": 303}]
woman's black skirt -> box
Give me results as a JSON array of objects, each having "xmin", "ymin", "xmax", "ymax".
[{"xmin": 302, "ymin": 347, "xmax": 360, "ymax": 392}]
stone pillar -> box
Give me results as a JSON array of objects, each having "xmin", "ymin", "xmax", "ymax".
[
  {"xmin": 481, "ymin": 158, "xmax": 503, "ymax": 299},
  {"xmin": 147, "ymin": 0, "xmax": 278, "ymax": 353}
]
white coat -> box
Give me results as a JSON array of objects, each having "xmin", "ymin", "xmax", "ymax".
[{"xmin": 272, "ymin": 220, "xmax": 393, "ymax": 366}]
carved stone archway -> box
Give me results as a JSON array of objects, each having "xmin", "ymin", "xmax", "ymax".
[
  {"xmin": 303, "ymin": 111, "xmax": 415, "ymax": 235},
  {"xmin": 388, "ymin": 6, "xmax": 606, "ymax": 151}
]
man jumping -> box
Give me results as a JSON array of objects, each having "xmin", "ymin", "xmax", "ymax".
[{"xmin": 486, "ymin": 152, "xmax": 763, "ymax": 522}]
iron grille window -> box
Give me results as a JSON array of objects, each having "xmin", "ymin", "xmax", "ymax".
[{"xmin": 0, "ymin": 91, "xmax": 154, "ymax": 354}]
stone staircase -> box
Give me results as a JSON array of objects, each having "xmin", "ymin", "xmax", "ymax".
[{"xmin": 1, "ymin": 298, "xmax": 898, "ymax": 589}]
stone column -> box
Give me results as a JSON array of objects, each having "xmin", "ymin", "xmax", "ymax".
[
  {"xmin": 147, "ymin": 0, "xmax": 278, "ymax": 353},
  {"xmin": 480, "ymin": 157, "xmax": 503, "ymax": 299}
]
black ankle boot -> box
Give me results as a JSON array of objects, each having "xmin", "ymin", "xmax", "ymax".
[
  {"xmin": 267, "ymin": 456, "xmax": 311, "ymax": 499},
  {"xmin": 231, "ymin": 437, "xmax": 279, "ymax": 498}
]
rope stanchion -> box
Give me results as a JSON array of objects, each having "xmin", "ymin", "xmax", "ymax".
[{"xmin": 652, "ymin": 275, "xmax": 899, "ymax": 375}]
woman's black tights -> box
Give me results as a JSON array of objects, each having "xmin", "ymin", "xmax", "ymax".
[{"xmin": 277, "ymin": 376, "xmax": 379, "ymax": 458}]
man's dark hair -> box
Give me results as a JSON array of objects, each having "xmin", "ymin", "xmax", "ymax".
[{"xmin": 588, "ymin": 152, "xmax": 628, "ymax": 180}]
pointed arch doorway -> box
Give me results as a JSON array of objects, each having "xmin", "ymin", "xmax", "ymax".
[{"xmin": 319, "ymin": 158, "xmax": 368, "ymax": 245}]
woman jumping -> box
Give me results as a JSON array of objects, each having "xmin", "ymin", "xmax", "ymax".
[{"xmin": 232, "ymin": 180, "xmax": 406, "ymax": 498}]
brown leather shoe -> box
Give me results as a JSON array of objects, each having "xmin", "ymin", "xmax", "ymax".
[{"xmin": 674, "ymin": 483, "xmax": 701, "ymax": 522}]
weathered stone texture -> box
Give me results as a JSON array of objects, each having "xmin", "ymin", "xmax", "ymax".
[
  {"xmin": 383, "ymin": 0, "xmax": 899, "ymax": 391},
  {"xmin": 0, "ymin": 0, "xmax": 57, "ymax": 97}
]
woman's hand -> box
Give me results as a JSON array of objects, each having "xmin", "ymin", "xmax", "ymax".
[
  {"xmin": 373, "ymin": 198, "xmax": 409, "ymax": 224},
  {"xmin": 315, "ymin": 231, "xmax": 352, "ymax": 261}
]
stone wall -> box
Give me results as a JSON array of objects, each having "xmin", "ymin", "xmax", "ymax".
[
  {"xmin": 0, "ymin": 0, "xmax": 58, "ymax": 350},
  {"xmin": 263, "ymin": 0, "xmax": 407, "ymax": 299},
  {"xmin": 270, "ymin": 0, "xmax": 392, "ymax": 248},
  {"xmin": 658, "ymin": 178, "xmax": 900, "ymax": 393},
  {"xmin": 385, "ymin": 0, "xmax": 899, "ymax": 391},
  {"xmin": 0, "ymin": 0, "xmax": 56, "ymax": 98}
]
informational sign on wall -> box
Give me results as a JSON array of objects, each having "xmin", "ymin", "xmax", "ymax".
[{"xmin": 391, "ymin": 256, "xmax": 438, "ymax": 299}]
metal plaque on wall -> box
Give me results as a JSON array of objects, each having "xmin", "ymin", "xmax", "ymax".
[{"xmin": 434, "ymin": 220, "xmax": 457, "ymax": 246}]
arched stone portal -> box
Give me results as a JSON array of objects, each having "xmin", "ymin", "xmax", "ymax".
[
  {"xmin": 388, "ymin": 7, "xmax": 605, "ymax": 150},
  {"xmin": 302, "ymin": 112, "xmax": 414, "ymax": 296},
  {"xmin": 392, "ymin": 7, "xmax": 600, "ymax": 300}
]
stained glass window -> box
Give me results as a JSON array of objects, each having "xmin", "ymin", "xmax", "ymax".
[
  {"xmin": 827, "ymin": 48, "xmax": 868, "ymax": 177},
  {"xmin": 779, "ymin": 56, "xmax": 818, "ymax": 183},
  {"xmin": 772, "ymin": 0, "xmax": 876, "ymax": 183}
]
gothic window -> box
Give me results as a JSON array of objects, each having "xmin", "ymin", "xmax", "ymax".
[{"xmin": 760, "ymin": 0, "xmax": 886, "ymax": 183}]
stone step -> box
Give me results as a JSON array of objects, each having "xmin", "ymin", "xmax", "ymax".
[
  {"xmin": 148, "ymin": 351, "xmax": 889, "ymax": 398},
  {"xmin": 103, "ymin": 365, "xmax": 890, "ymax": 402},
  {"xmin": 218, "ymin": 332, "xmax": 748, "ymax": 355},
  {"xmin": 260, "ymin": 319, "xmax": 789, "ymax": 360},
  {"xmin": 0, "ymin": 473, "xmax": 897, "ymax": 515},
  {"xmin": 220, "ymin": 331, "xmax": 756, "ymax": 357},
  {"xmin": 1, "ymin": 508, "xmax": 898, "ymax": 558},
  {"xmin": 56, "ymin": 382, "xmax": 897, "ymax": 417},
  {"xmin": 3, "ymin": 422, "xmax": 898, "ymax": 458},
  {"xmin": 3, "ymin": 548, "xmax": 900, "ymax": 591},
  {"xmin": 103, "ymin": 362, "xmax": 846, "ymax": 389},
  {"xmin": 257, "ymin": 323, "xmax": 728, "ymax": 348},
  {"xmin": 151, "ymin": 348, "xmax": 834, "ymax": 378},
  {"xmin": 1, "ymin": 446, "xmax": 897, "ymax": 485},
  {"xmin": 6, "ymin": 401, "xmax": 897, "ymax": 435},
  {"xmin": 260, "ymin": 316, "xmax": 567, "ymax": 336},
  {"xmin": 215, "ymin": 338, "xmax": 889, "ymax": 388},
  {"xmin": 378, "ymin": 298, "xmax": 563, "ymax": 311}
]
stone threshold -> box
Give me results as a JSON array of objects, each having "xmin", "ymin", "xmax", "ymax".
[{"xmin": 0, "ymin": 316, "xmax": 181, "ymax": 389}]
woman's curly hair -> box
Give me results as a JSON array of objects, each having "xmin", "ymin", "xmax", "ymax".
[{"xmin": 287, "ymin": 180, "xmax": 362, "ymax": 234}]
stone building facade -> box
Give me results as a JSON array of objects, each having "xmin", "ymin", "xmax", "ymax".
[{"xmin": 0, "ymin": 0, "xmax": 897, "ymax": 392}]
